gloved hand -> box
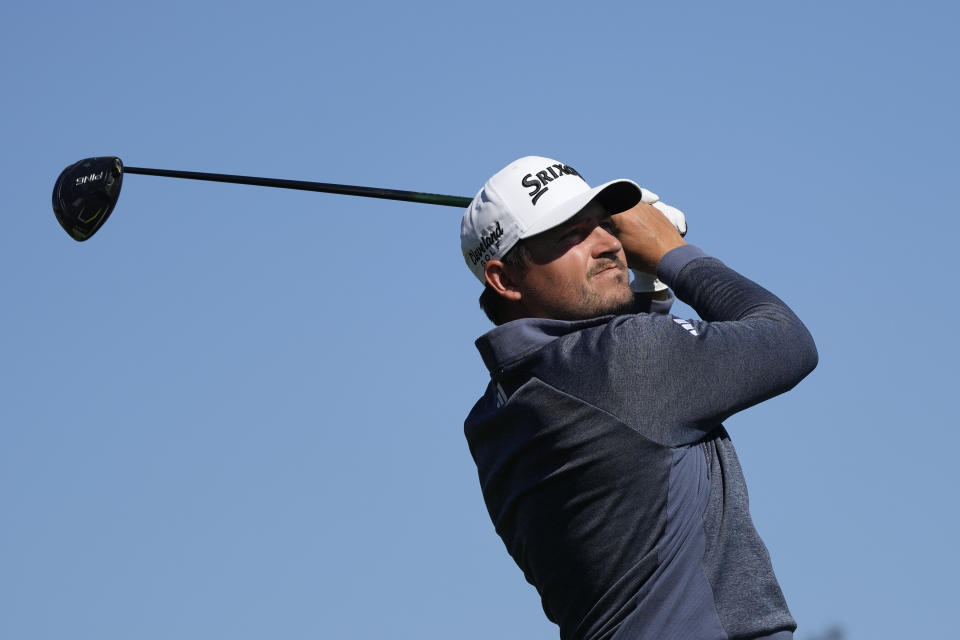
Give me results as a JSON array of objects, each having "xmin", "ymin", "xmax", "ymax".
[{"xmin": 630, "ymin": 190, "xmax": 687, "ymax": 293}]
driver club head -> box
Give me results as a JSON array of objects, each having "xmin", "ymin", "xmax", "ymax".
[{"xmin": 52, "ymin": 156, "xmax": 123, "ymax": 241}]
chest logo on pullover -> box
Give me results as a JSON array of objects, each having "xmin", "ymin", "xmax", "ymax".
[{"xmin": 673, "ymin": 317, "xmax": 700, "ymax": 336}]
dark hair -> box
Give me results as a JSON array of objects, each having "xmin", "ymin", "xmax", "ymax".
[{"xmin": 478, "ymin": 241, "xmax": 530, "ymax": 325}]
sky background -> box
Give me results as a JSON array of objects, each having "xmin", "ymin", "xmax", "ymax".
[{"xmin": 2, "ymin": 2, "xmax": 957, "ymax": 639}]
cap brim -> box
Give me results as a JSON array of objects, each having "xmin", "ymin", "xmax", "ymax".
[{"xmin": 519, "ymin": 179, "xmax": 643, "ymax": 239}]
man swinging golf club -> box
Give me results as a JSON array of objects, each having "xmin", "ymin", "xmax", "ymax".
[{"xmin": 461, "ymin": 156, "xmax": 818, "ymax": 640}]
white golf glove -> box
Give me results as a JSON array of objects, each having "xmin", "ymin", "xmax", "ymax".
[{"xmin": 630, "ymin": 189, "xmax": 687, "ymax": 293}]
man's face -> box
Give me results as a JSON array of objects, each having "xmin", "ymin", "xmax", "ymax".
[{"xmin": 512, "ymin": 205, "xmax": 634, "ymax": 321}]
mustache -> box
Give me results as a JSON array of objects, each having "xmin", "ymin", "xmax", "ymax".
[{"xmin": 588, "ymin": 254, "xmax": 627, "ymax": 278}]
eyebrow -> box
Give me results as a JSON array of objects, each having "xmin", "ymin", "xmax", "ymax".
[
  {"xmin": 564, "ymin": 207, "xmax": 611, "ymax": 229},
  {"xmin": 535, "ymin": 206, "xmax": 611, "ymax": 241}
]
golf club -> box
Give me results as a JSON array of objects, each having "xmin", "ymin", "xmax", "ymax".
[{"xmin": 52, "ymin": 156, "xmax": 473, "ymax": 242}]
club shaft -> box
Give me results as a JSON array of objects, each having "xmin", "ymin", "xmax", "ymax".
[{"xmin": 122, "ymin": 166, "xmax": 472, "ymax": 208}]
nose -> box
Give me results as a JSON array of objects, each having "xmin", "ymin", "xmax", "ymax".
[{"xmin": 589, "ymin": 223, "xmax": 622, "ymax": 257}]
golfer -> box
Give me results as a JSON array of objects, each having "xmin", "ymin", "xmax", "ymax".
[{"xmin": 461, "ymin": 156, "xmax": 818, "ymax": 640}]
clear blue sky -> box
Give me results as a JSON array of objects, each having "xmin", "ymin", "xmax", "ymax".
[{"xmin": 2, "ymin": 2, "xmax": 957, "ymax": 639}]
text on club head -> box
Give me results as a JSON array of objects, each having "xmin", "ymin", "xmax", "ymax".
[{"xmin": 74, "ymin": 171, "xmax": 106, "ymax": 187}]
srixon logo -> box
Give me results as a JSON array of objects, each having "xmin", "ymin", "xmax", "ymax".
[
  {"xmin": 467, "ymin": 221, "xmax": 504, "ymax": 266},
  {"xmin": 520, "ymin": 163, "xmax": 581, "ymax": 205}
]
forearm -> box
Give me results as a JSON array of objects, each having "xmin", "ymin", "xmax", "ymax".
[
  {"xmin": 652, "ymin": 245, "xmax": 819, "ymax": 429},
  {"xmin": 659, "ymin": 245, "xmax": 815, "ymax": 336}
]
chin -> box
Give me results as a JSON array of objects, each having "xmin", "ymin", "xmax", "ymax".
[
  {"xmin": 567, "ymin": 287, "xmax": 635, "ymax": 321},
  {"xmin": 530, "ymin": 279, "xmax": 635, "ymax": 321},
  {"xmin": 599, "ymin": 293, "xmax": 636, "ymax": 317}
]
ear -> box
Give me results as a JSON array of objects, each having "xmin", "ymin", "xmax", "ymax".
[{"xmin": 484, "ymin": 260, "xmax": 523, "ymax": 301}]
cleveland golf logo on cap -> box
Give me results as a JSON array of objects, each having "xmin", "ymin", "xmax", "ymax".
[
  {"xmin": 466, "ymin": 221, "xmax": 505, "ymax": 267},
  {"xmin": 520, "ymin": 162, "xmax": 581, "ymax": 205}
]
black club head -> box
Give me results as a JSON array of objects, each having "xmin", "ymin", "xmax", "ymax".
[{"xmin": 52, "ymin": 156, "xmax": 124, "ymax": 241}]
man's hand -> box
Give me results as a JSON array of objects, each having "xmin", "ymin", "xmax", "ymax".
[
  {"xmin": 613, "ymin": 201, "xmax": 687, "ymax": 274},
  {"xmin": 628, "ymin": 195, "xmax": 687, "ymax": 292}
]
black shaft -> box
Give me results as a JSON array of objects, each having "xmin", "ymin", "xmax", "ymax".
[{"xmin": 123, "ymin": 166, "xmax": 473, "ymax": 208}]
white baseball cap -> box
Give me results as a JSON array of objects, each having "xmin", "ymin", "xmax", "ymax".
[{"xmin": 460, "ymin": 156, "xmax": 643, "ymax": 283}]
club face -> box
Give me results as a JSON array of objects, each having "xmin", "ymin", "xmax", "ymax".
[{"xmin": 52, "ymin": 156, "xmax": 123, "ymax": 241}]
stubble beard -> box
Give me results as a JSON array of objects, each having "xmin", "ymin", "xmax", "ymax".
[{"xmin": 539, "ymin": 264, "xmax": 635, "ymax": 321}]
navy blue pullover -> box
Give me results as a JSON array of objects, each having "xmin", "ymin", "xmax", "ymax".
[{"xmin": 464, "ymin": 246, "xmax": 818, "ymax": 640}]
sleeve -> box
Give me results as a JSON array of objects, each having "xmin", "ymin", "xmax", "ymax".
[{"xmin": 535, "ymin": 245, "xmax": 819, "ymax": 447}]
